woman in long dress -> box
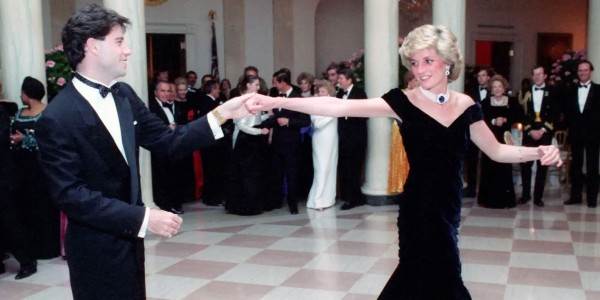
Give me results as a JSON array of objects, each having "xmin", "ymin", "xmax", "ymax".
[
  {"xmin": 306, "ymin": 80, "xmax": 338, "ymax": 210},
  {"xmin": 247, "ymin": 24, "xmax": 562, "ymax": 299},
  {"xmin": 225, "ymin": 75, "xmax": 269, "ymax": 215},
  {"xmin": 478, "ymin": 75, "xmax": 523, "ymax": 208}
]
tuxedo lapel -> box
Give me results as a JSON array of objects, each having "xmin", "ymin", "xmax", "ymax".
[
  {"xmin": 583, "ymin": 84, "xmax": 597, "ymax": 113},
  {"xmin": 69, "ymin": 86, "xmax": 133, "ymax": 201},
  {"xmin": 114, "ymin": 93, "xmax": 139, "ymax": 204}
]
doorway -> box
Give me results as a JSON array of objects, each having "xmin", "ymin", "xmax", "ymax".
[
  {"xmin": 475, "ymin": 40, "xmax": 513, "ymax": 81},
  {"xmin": 146, "ymin": 33, "xmax": 186, "ymax": 84}
]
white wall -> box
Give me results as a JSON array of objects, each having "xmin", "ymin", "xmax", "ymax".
[
  {"xmin": 244, "ymin": 0, "xmax": 274, "ymax": 79},
  {"xmin": 315, "ymin": 0, "xmax": 364, "ymax": 77}
]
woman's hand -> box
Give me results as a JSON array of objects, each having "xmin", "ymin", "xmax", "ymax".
[{"xmin": 538, "ymin": 145, "xmax": 562, "ymax": 167}]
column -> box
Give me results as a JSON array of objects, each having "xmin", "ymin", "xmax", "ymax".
[
  {"xmin": 433, "ymin": 0, "xmax": 465, "ymax": 93},
  {"xmin": 589, "ymin": 0, "xmax": 600, "ymax": 82},
  {"xmin": 103, "ymin": 0, "xmax": 154, "ymax": 207},
  {"xmin": 0, "ymin": 0, "xmax": 46, "ymax": 105},
  {"xmin": 361, "ymin": 0, "xmax": 398, "ymax": 203}
]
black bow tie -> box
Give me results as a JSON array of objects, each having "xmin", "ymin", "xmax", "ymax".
[
  {"xmin": 278, "ymin": 93, "xmax": 287, "ymax": 98},
  {"xmin": 579, "ymin": 83, "xmax": 589, "ymax": 89},
  {"xmin": 75, "ymin": 73, "xmax": 120, "ymax": 98},
  {"xmin": 162, "ymin": 102, "xmax": 174, "ymax": 110},
  {"xmin": 534, "ymin": 87, "xmax": 544, "ymax": 91},
  {"xmin": 479, "ymin": 86, "xmax": 486, "ymax": 91},
  {"xmin": 342, "ymin": 91, "xmax": 348, "ymax": 96}
]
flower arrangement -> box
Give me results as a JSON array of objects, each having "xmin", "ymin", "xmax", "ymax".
[
  {"xmin": 45, "ymin": 45, "xmax": 72, "ymax": 101},
  {"xmin": 547, "ymin": 50, "xmax": 587, "ymax": 88}
]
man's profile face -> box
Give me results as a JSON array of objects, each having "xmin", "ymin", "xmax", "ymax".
[
  {"xmin": 154, "ymin": 82, "xmax": 170, "ymax": 103},
  {"xmin": 337, "ymin": 74, "xmax": 352, "ymax": 90},
  {"xmin": 96, "ymin": 25, "xmax": 131, "ymax": 80}
]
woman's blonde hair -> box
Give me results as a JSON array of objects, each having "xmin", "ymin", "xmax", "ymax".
[
  {"xmin": 489, "ymin": 74, "xmax": 508, "ymax": 89},
  {"xmin": 313, "ymin": 79, "xmax": 335, "ymax": 96},
  {"xmin": 399, "ymin": 24, "xmax": 463, "ymax": 83}
]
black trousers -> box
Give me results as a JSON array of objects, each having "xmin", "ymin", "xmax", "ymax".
[
  {"xmin": 520, "ymin": 134, "xmax": 552, "ymax": 200},
  {"xmin": 338, "ymin": 143, "xmax": 366, "ymax": 205},
  {"xmin": 0, "ymin": 188, "xmax": 35, "ymax": 266},
  {"xmin": 569, "ymin": 140, "xmax": 599, "ymax": 205}
]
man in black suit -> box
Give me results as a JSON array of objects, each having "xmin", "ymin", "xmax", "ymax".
[
  {"xmin": 336, "ymin": 68, "xmax": 368, "ymax": 210},
  {"xmin": 260, "ymin": 68, "xmax": 310, "ymax": 214},
  {"xmin": 519, "ymin": 65, "xmax": 559, "ymax": 207},
  {"xmin": 463, "ymin": 67, "xmax": 492, "ymax": 197},
  {"xmin": 196, "ymin": 80, "xmax": 230, "ymax": 206},
  {"xmin": 564, "ymin": 60, "xmax": 600, "ymax": 208},
  {"xmin": 148, "ymin": 81, "xmax": 183, "ymax": 214},
  {"xmin": 35, "ymin": 4, "xmax": 251, "ymax": 299}
]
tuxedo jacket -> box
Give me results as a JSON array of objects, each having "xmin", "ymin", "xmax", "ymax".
[
  {"xmin": 336, "ymin": 86, "xmax": 368, "ymax": 150},
  {"xmin": 35, "ymin": 82, "xmax": 217, "ymax": 299},
  {"xmin": 260, "ymin": 89, "xmax": 310, "ymax": 149},
  {"xmin": 565, "ymin": 82, "xmax": 600, "ymax": 143},
  {"xmin": 523, "ymin": 86, "xmax": 559, "ymax": 140},
  {"xmin": 196, "ymin": 93, "xmax": 221, "ymax": 117},
  {"xmin": 468, "ymin": 86, "xmax": 488, "ymax": 103}
]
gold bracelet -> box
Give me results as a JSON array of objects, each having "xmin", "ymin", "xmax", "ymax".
[{"xmin": 211, "ymin": 108, "xmax": 226, "ymax": 125}]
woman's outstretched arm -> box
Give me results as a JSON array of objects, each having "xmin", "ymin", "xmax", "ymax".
[
  {"xmin": 246, "ymin": 93, "xmax": 398, "ymax": 119},
  {"xmin": 470, "ymin": 120, "xmax": 562, "ymax": 166}
]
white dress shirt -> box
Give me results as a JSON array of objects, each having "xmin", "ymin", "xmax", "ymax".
[{"xmin": 578, "ymin": 81, "xmax": 591, "ymax": 113}]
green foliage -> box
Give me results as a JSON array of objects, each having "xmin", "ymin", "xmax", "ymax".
[{"xmin": 45, "ymin": 47, "xmax": 73, "ymax": 101}]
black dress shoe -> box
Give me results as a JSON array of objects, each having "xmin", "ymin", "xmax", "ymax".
[
  {"xmin": 589, "ymin": 203, "xmax": 597, "ymax": 208},
  {"xmin": 15, "ymin": 261, "xmax": 37, "ymax": 280},
  {"xmin": 340, "ymin": 202, "xmax": 356, "ymax": 210},
  {"xmin": 518, "ymin": 196, "xmax": 531, "ymax": 204},
  {"xmin": 0, "ymin": 263, "xmax": 5, "ymax": 274},
  {"xmin": 290, "ymin": 207, "xmax": 299, "ymax": 215},
  {"xmin": 564, "ymin": 199, "xmax": 582, "ymax": 205},
  {"xmin": 534, "ymin": 200, "xmax": 544, "ymax": 207}
]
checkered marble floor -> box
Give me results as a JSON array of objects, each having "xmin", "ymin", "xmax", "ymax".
[{"xmin": 1, "ymin": 185, "xmax": 599, "ymax": 300}]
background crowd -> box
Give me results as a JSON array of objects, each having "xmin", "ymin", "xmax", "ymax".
[{"xmin": 0, "ymin": 55, "xmax": 597, "ymax": 282}]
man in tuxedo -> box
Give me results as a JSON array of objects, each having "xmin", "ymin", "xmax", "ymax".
[
  {"xmin": 197, "ymin": 80, "xmax": 230, "ymax": 206},
  {"xmin": 519, "ymin": 66, "xmax": 559, "ymax": 207},
  {"xmin": 564, "ymin": 60, "xmax": 600, "ymax": 208},
  {"xmin": 186, "ymin": 70, "xmax": 199, "ymax": 91},
  {"xmin": 35, "ymin": 4, "xmax": 251, "ymax": 299},
  {"xmin": 336, "ymin": 68, "xmax": 368, "ymax": 210},
  {"xmin": 148, "ymin": 81, "xmax": 183, "ymax": 214},
  {"xmin": 260, "ymin": 68, "xmax": 310, "ymax": 214},
  {"xmin": 463, "ymin": 67, "xmax": 492, "ymax": 197}
]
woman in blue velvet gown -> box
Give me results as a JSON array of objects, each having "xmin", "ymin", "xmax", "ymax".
[{"xmin": 247, "ymin": 24, "xmax": 562, "ymax": 299}]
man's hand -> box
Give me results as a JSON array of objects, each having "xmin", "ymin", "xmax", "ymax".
[
  {"xmin": 277, "ymin": 117, "xmax": 289, "ymax": 126},
  {"xmin": 148, "ymin": 208, "xmax": 183, "ymax": 238},
  {"xmin": 538, "ymin": 145, "xmax": 563, "ymax": 167},
  {"xmin": 529, "ymin": 129, "xmax": 544, "ymax": 140},
  {"xmin": 10, "ymin": 129, "xmax": 23, "ymax": 145}
]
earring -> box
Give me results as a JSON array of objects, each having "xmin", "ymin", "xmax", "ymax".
[{"xmin": 445, "ymin": 67, "xmax": 450, "ymax": 76}]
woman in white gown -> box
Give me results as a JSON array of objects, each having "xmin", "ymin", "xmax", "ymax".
[{"xmin": 306, "ymin": 80, "xmax": 338, "ymax": 210}]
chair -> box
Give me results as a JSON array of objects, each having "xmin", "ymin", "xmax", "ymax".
[{"xmin": 554, "ymin": 130, "xmax": 571, "ymax": 184}]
